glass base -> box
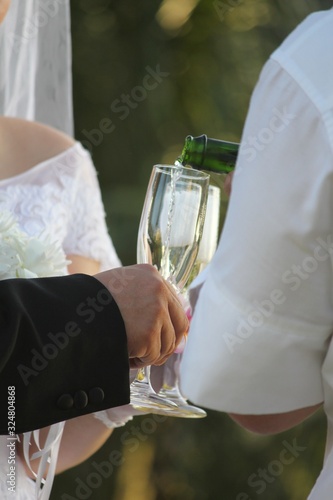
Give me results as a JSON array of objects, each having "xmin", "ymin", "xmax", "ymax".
[
  {"xmin": 130, "ymin": 368, "xmax": 207, "ymax": 418},
  {"xmin": 156, "ymin": 387, "xmax": 207, "ymax": 418},
  {"xmin": 130, "ymin": 377, "xmax": 179, "ymax": 415}
]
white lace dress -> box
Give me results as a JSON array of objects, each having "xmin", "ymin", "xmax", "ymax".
[{"xmin": 0, "ymin": 142, "xmax": 121, "ymax": 499}]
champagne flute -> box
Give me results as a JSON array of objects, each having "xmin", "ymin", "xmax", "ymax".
[
  {"xmin": 152, "ymin": 184, "xmax": 221, "ymax": 417},
  {"xmin": 130, "ymin": 164, "xmax": 210, "ymax": 414}
]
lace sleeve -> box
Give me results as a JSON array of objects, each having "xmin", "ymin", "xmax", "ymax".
[{"xmin": 63, "ymin": 144, "xmax": 121, "ymax": 270}]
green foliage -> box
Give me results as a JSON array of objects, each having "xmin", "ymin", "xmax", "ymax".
[{"xmin": 51, "ymin": 1, "xmax": 330, "ymax": 498}]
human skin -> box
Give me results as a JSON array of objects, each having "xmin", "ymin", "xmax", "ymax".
[{"xmin": 0, "ymin": 0, "xmax": 10, "ymax": 23}]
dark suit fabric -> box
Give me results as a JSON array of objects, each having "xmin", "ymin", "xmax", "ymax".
[{"xmin": 0, "ymin": 274, "xmax": 130, "ymax": 434}]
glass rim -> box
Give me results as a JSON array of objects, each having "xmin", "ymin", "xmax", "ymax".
[{"xmin": 153, "ymin": 164, "xmax": 210, "ymax": 180}]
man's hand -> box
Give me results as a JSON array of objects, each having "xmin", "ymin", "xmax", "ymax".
[{"xmin": 94, "ymin": 264, "xmax": 189, "ymax": 368}]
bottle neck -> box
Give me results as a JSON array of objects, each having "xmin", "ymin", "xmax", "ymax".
[{"xmin": 179, "ymin": 134, "xmax": 239, "ymax": 174}]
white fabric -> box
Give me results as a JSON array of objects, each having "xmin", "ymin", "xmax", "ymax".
[
  {"xmin": 180, "ymin": 8, "xmax": 333, "ymax": 500},
  {"xmin": 23, "ymin": 423, "xmax": 65, "ymax": 500},
  {"xmin": 94, "ymin": 404, "xmax": 145, "ymax": 429},
  {"xmin": 0, "ymin": 0, "xmax": 73, "ymax": 135},
  {"xmin": 0, "ymin": 142, "xmax": 121, "ymax": 271},
  {"xmin": 0, "ymin": 143, "xmax": 122, "ymax": 499}
]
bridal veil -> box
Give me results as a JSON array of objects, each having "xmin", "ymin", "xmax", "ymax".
[{"xmin": 0, "ymin": 0, "xmax": 73, "ymax": 135}]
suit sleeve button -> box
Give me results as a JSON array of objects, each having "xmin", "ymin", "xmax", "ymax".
[
  {"xmin": 74, "ymin": 390, "xmax": 88, "ymax": 409},
  {"xmin": 57, "ymin": 394, "xmax": 74, "ymax": 410},
  {"xmin": 89, "ymin": 387, "xmax": 105, "ymax": 404}
]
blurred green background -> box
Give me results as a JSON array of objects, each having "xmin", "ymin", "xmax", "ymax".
[{"xmin": 52, "ymin": 0, "xmax": 331, "ymax": 498}]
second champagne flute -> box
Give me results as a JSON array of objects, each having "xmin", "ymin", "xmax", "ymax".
[{"xmin": 152, "ymin": 184, "xmax": 221, "ymax": 417}]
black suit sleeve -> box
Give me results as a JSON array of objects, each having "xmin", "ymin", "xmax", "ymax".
[{"xmin": 0, "ymin": 274, "xmax": 130, "ymax": 434}]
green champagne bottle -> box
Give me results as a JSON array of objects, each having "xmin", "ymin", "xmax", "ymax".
[{"xmin": 178, "ymin": 134, "xmax": 239, "ymax": 173}]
